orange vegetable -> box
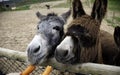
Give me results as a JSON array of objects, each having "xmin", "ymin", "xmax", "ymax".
[
  {"xmin": 21, "ymin": 65, "xmax": 36, "ymax": 75},
  {"xmin": 42, "ymin": 66, "xmax": 52, "ymax": 75}
]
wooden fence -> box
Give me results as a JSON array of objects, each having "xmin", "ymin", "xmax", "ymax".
[{"xmin": 0, "ymin": 47, "xmax": 120, "ymax": 75}]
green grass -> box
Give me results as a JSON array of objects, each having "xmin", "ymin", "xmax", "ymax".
[
  {"xmin": 18, "ymin": 0, "xmax": 58, "ymax": 6},
  {"xmin": 106, "ymin": 18, "xmax": 120, "ymax": 27},
  {"xmin": 0, "ymin": 6, "xmax": 11, "ymax": 11},
  {"xmin": 53, "ymin": 0, "xmax": 71, "ymax": 8},
  {"xmin": 106, "ymin": 19, "xmax": 116, "ymax": 27},
  {"xmin": 0, "ymin": 5, "xmax": 30, "ymax": 11},
  {"xmin": 1, "ymin": 0, "xmax": 59, "ymax": 11},
  {"xmin": 0, "ymin": 6, "xmax": 5, "ymax": 11},
  {"xmin": 113, "ymin": 16, "xmax": 120, "ymax": 22},
  {"xmin": 106, "ymin": 19, "xmax": 113, "ymax": 24},
  {"xmin": 91, "ymin": 0, "xmax": 120, "ymax": 12},
  {"xmin": 108, "ymin": 0, "xmax": 120, "ymax": 11},
  {"xmin": 14, "ymin": 5, "xmax": 30, "ymax": 11},
  {"xmin": 54, "ymin": 3, "xmax": 70, "ymax": 8},
  {"xmin": 15, "ymin": 0, "xmax": 59, "ymax": 10}
]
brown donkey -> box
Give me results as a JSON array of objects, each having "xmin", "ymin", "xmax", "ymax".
[{"xmin": 55, "ymin": 0, "xmax": 107, "ymax": 64}]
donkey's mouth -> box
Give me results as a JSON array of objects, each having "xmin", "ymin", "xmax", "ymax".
[
  {"xmin": 55, "ymin": 55, "xmax": 77, "ymax": 64},
  {"xmin": 28, "ymin": 54, "xmax": 47, "ymax": 65}
]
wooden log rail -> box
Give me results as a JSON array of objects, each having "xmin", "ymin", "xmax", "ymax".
[{"xmin": 0, "ymin": 47, "xmax": 120, "ymax": 75}]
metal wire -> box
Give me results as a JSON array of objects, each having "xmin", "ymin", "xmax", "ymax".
[{"xmin": 0, "ymin": 57, "xmax": 59, "ymax": 75}]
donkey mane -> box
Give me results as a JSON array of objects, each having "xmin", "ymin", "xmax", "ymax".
[
  {"xmin": 39, "ymin": 13, "xmax": 65, "ymax": 25},
  {"xmin": 47, "ymin": 13, "xmax": 57, "ymax": 17}
]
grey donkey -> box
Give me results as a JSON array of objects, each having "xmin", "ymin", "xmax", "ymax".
[{"xmin": 27, "ymin": 10, "xmax": 71, "ymax": 65}]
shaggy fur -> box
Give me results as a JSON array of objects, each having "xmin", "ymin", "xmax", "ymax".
[
  {"xmin": 66, "ymin": 15, "xmax": 102, "ymax": 63},
  {"xmin": 100, "ymin": 30, "xmax": 118, "ymax": 65},
  {"xmin": 69, "ymin": 0, "xmax": 107, "ymax": 63},
  {"xmin": 100, "ymin": 27, "xmax": 120, "ymax": 66},
  {"xmin": 59, "ymin": 0, "xmax": 107, "ymax": 64},
  {"xmin": 67, "ymin": 0, "xmax": 107, "ymax": 63}
]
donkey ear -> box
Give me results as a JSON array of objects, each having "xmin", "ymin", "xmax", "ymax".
[
  {"xmin": 114, "ymin": 26, "xmax": 120, "ymax": 47},
  {"xmin": 72, "ymin": 0, "xmax": 86, "ymax": 19},
  {"xmin": 61, "ymin": 9, "xmax": 71, "ymax": 23},
  {"xmin": 36, "ymin": 11, "xmax": 46, "ymax": 19},
  {"xmin": 91, "ymin": 0, "xmax": 108, "ymax": 22}
]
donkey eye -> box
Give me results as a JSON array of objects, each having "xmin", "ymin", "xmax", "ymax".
[{"xmin": 53, "ymin": 26, "xmax": 60, "ymax": 31}]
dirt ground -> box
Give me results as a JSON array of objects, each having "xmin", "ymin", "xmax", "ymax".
[
  {"xmin": 0, "ymin": 8, "xmax": 71, "ymax": 51},
  {"xmin": 0, "ymin": 0, "xmax": 115, "ymax": 52}
]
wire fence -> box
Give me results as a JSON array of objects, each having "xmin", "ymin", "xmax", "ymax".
[
  {"xmin": 0, "ymin": 47, "xmax": 76, "ymax": 75},
  {"xmin": 0, "ymin": 56, "xmax": 59, "ymax": 75}
]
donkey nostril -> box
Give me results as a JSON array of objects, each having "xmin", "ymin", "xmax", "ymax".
[
  {"xmin": 33, "ymin": 46, "xmax": 40, "ymax": 53},
  {"xmin": 58, "ymin": 50, "xmax": 69, "ymax": 57},
  {"xmin": 63, "ymin": 50, "xmax": 68, "ymax": 57}
]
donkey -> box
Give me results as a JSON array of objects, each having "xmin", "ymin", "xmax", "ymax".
[
  {"xmin": 27, "ymin": 10, "xmax": 71, "ymax": 65},
  {"xmin": 55, "ymin": 0, "xmax": 107, "ymax": 64},
  {"xmin": 99, "ymin": 26, "xmax": 120, "ymax": 66},
  {"xmin": 114, "ymin": 26, "xmax": 120, "ymax": 66}
]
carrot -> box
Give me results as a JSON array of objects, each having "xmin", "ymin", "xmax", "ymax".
[
  {"xmin": 21, "ymin": 65, "xmax": 36, "ymax": 75},
  {"xmin": 42, "ymin": 66, "xmax": 52, "ymax": 75}
]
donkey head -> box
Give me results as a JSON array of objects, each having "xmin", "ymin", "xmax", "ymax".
[
  {"xmin": 55, "ymin": 0, "xmax": 107, "ymax": 64},
  {"xmin": 27, "ymin": 10, "xmax": 71, "ymax": 65}
]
